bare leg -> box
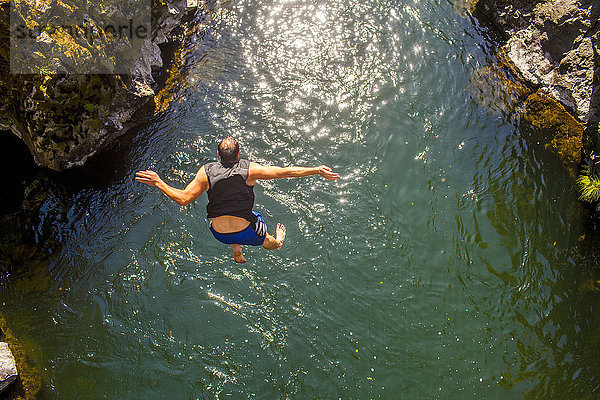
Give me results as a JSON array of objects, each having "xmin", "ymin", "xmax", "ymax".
[
  {"xmin": 232, "ymin": 244, "xmax": 247, "ymax": 263},
  {"xmin": 262, "ymin": 223, "xmax": 286, "ymax": 250}
]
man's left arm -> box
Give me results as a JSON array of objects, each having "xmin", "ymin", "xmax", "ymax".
[
  {"xmin": 135, "ymin": 166, "xmax": 208, "ymax": 206},
  {"xmin": 247, "ymin": 162, "xmax": 339, "ymax": 185}
]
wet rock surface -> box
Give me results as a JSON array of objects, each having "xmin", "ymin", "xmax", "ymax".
[
  {"xmin": 523, "ymin": 91, "xmax": 585, "ymax": 164},
  {"xmin": 0, "ymin": 342, "xmax": 18, "ymax": 394},
  {"xmin": 474, "ymin": 0, "xmax": 600, "ymax": 155},
  {"xmin": 0, "ymin": 0, "xmax": 199, "ymax": 171}
]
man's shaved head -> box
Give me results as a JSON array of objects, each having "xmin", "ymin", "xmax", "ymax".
[{"xmin": 218, "ymin": 136, "xmax": 239, "ymax": 162}]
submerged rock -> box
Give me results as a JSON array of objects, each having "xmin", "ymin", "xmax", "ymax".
[
  {"xmin": 0, "ymin": 342, "xmax": 17, "ymax": 394},
  {"xmin": 468, "ymin": 63, "xmax": 531, "ymax": 113},
  {"xmin": 523, "ymin": 91, "xmax": 584, "ymax": 164}
]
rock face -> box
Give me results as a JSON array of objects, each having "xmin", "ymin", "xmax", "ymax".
[
  {"xmin": 475, "ymin": 0, "xmax": 600, "ymax": 157},
  {"xmin": 0, "ymin": 0, "xmax": 198, "ymax": 170},
  {"xmin": 0, "ymin": 342, "xmax": 17, "ymax": 394},
  {"xmin": 0, "ymin": 314, "xmax": 41, "ymax": 399}
]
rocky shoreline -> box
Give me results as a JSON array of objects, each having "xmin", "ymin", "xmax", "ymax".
[
  {"xmin": 0, "ymin": 0, "xmax": 200, "ymax": 171},
  {"xmin": 0, "ymin": 0, "xmax": 207, "ymax": 281},
  {"xmin": 0, "ymin": 5, "xmax": 205, "ymax": 394},
  {"xmin": 473, "ymin": 0, "xmax": 599, "ymax": 166}
]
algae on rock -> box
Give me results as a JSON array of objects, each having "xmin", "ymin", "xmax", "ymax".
[
  {"xmin": 471, "ymin": 0, "xmax": 600, "ymax": 171},
  {"xmin": 523, "ymin": 91, "xmax": 584, "ymax": 164}
]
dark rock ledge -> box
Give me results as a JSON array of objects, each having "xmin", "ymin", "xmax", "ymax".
[{"xmin": 0, "ymin": 0, "xmax": 200, "ymax": 171}]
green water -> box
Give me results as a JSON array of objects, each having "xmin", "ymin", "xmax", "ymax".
[{"xmin": 3, "ymin": 0, "xmax": 600, "ymax": 398}]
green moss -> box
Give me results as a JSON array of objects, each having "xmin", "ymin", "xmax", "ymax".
[
  {"xmin": 83, "ymin": 103, "xmax": 98, "ymax": 114},
  {"xmin": 469, "ymin": 58, "xmax": 584, "ymax": 167},
  {"xmin": 576, "ymin": 161, "xmax": 600, "ymax": 202},
  {"xmin": 454, "ymin": 0, "xmax": 478, "ymax": 16},
  {"xmin": 523, "ymin": 91, "xmax": 584, "ymax": 164},
  {"xmin": 154, "ymin": 64, "xmax": 181, "ymax": 114},
  {"xmin": 82, "ymin": 118, "xmax": 103, "ymax": 134},
  {"xmin": 0, "ymin": 315, "xmax": 41, "ymax": 400},
  {"xmin": 576, "ymin": 172, "xmax": 600, "ymax": 202}
]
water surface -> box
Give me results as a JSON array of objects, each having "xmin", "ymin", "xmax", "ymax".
[{"xmin": 3, "ymin": 0, "xmax": 600, "ymax": 398}]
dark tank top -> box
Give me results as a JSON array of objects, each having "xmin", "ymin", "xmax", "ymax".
[{"xmin": 205, "ymin": 159, "xmax": 257, "ymax": 223}]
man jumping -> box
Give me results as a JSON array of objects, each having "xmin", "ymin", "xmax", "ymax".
[{"xmin": 135, "ymin": 137, "xmax": 339, "ymax": 263}]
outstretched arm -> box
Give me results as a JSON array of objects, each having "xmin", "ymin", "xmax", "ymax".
[
  {"xmin": 247, "ymin": 162, "xmax": 339, "ymax": 185},
  {"xmin": 135, "ymin": 166, "xmax": 209, "ymax": 206}
]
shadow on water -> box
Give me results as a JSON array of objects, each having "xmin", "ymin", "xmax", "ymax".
[
  {"xmin": 0, "ymin": 130, "xmax": 54, "ymax": 283},
  {"xmin": 0, "ymin": 107, "xmax": 163, "ymax": 289},
  {"xmin": 455, "ymin": 117, "xmax": 600, "ymax": 397},
  {"xmin": 0, "ymin": 130, "xmax": 37, "ymax": 214},
  {"xmin": 55, "ymin": 115, "xmax": 158, "ymax": 190}
]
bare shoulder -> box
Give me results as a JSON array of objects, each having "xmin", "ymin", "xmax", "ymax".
[
  {"xmin": 247, "ymin": 161, "xmax": 261, "ymax": 185},
  {"xmin": 248, "ymin": 161, "xmax": 268, "ymax": 175},
  {"xmin": 249, "ymin": 161, "xmax": 283, "ymax": 184},
  {"xmin": 248, "ymin": 161, "xmax": 262, "ymax": 171},
  {"xmin": 248, "ymin": 162, "xmax": 284, "ymax": 183},
  {"xmin": 197, "ymin": 164, "xmax": 207, "ymax": 176},
  {"xmin": 195, "ymin": 165, "xmax": 209, "ymax": 186}
]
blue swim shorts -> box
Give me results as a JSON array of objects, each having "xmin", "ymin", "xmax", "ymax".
[{"xmin": 210, "ymin": 211, "xmax": 268, "ymax": 246}]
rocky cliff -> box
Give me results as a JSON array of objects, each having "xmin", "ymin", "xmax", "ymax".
[
  {"xmin": 474, "ymin": 0, "xmax": 599, "ymax": 164},
  {"xmin": 0, "ymin": 0, "xmax": 198, "ymax": 170}
]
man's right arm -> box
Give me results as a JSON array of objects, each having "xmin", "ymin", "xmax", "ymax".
[
  {"xmin": 135, "ymin": 166, "xmax": 209, "ymax": 206},
  {"xmin": 247, "ymin": 162, "xmax": 339, "ymax": 185}
]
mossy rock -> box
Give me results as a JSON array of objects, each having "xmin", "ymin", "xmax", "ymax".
[
  {"xmin": 81, "ymin": 118, "xmax": 103, "ymax": 135},
  {"xmin": 469, "ymin": 64, "xmax": 532, "ymax": 113},
  {"xmin": 0, "ymin": 0, "xmax": 196, "ymax": 170},
  {"xmin": 523, "ymin": 91, "xmax": 584, "ymax": 164},
  {"xmin": 0, "ymin": 315, "xmax": 41, "ymax": 400},
  {"xmin": 454, "ymin": 0, "xmax": 478, "ymax": 16},
  {"xmin": 0, "ymin": 74, "xmax": 127, "ymax": 170}
]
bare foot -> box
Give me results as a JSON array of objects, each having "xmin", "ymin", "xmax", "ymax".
[
  {"xmin": 233, "ymin": 251, "xmax": 247, "ymax": 263},
  {"xmin": 275, "ymin": 223, "xmax": 286, "ymax": 250},
  {"xmin": 232, "ymin": 244, "xmax": 247, "ymax": 263}
]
